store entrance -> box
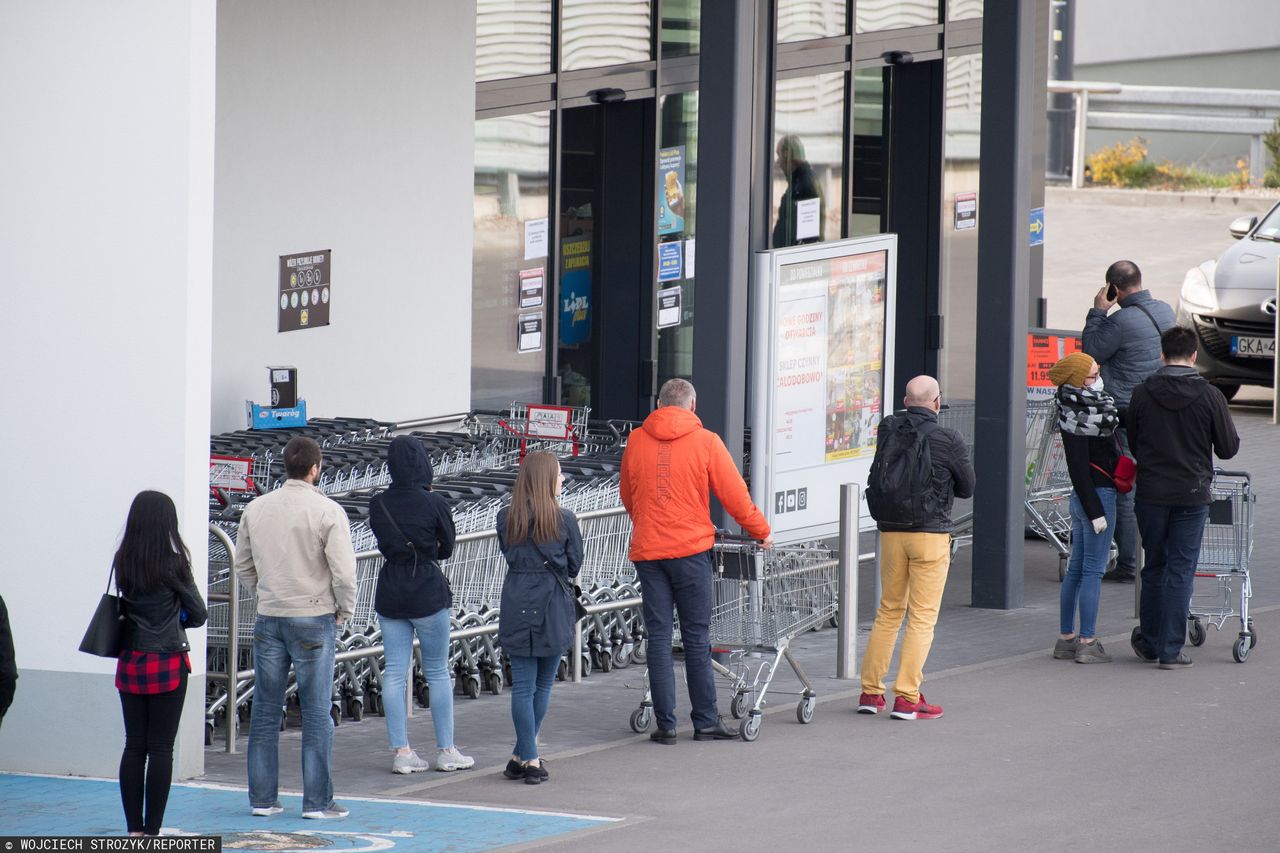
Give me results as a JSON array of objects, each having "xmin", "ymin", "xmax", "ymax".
[{"xmin": 555, "ymin": 99, "xmax": 656, "ymax": 422}]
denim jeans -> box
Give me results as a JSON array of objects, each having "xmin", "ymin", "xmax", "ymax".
[
  {"xmin": 636, "ymin": 552, "xmax": 717, "ymax": 731},
  {"xmin": 1135, "ymin": 503, "xmax": 1209, "ymax": 662},
  {"xmin": 380, "ymin": 608, "xmax": 453, "ymax": 752},
  {"xmin": 1061, "ymin": 487, "xmax": 1118, "ymax": 638},
  {"xmin": 508, "ymin": 654, "xmax": 558, "ymax": 762},
  {"xmin": 1112, "ymin": 429, "xmax": 1137, "ymax": 574},
  {"xmin": 248, "ymin": 615, "xmax": 337, "ymax": 813}
]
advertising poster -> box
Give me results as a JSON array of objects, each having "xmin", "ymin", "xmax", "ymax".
[
  {"xmin": 658, "ymin": 241, "xmax": 683, "ymax": 282},
  {"xmin": 559, "ymin": 235, "xmax": 592, "ymax": 346},
  {"xmin": 1027, "ymin": 329, "xmax": 1083, "ymax": 400},
  {"xmin": 773, "ymin": 262, "xmax": 830, "ymax": 474},
  {"xmin": 278, "ymin": 250, "xmax": 331, "ymax": 333},
  {"xmin": 823, "ymin": 252, "xmax": 885, "ymax": 462},
  {"xmin": 657, "ymin": 146, "xmax": 686, "ymax": 235},
  {"xmin": 954, "ymin": 192, "xmax": 977, "ymax": 230},
  {"xmin": 518, "ymin": 268, "xmax": 545, "ymax": 308}
]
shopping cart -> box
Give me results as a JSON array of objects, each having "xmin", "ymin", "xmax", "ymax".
[
  {"xmin": 1024, "ymin": 398, "xmax": 1075, "ymax": 579},
  {"xmin": 628, "ymin": 536, "xmax": 838, "ymax": 742},
  {"xmin": 1186, "ymin": 470, "xmax": 1257, "ymax": 662}
]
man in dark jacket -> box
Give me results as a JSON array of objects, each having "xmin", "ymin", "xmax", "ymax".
[
  {"xmin": 1083, "ymin": 260, "xmax": 1176, "ymax": 583},
  {"xmin": 771, "ymin": 134, "xmax": 824, "ymax": 248},
  {"xmin": 859, "ymin": 376, "xmax": 975, "ymax": 720},
  {"xmin": 1128, "ymin": 326, "xmax": 1240, "ymax": 670},
  {"xmin": 0, "ymin": 594, "xmax": 16, "ymax": 727}
]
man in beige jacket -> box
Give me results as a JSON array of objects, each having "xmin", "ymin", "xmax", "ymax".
[{"xmin": 235, "ymin": 436, "xmax": 356, "ymax": 820}]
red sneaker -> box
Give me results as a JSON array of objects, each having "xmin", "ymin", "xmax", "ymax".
[
  {"xmin": 890, "ymin": 694, "xmax": 943, "ymax": 720},
  {"xmin": 856, "ymin": 693, "xmax": 886, "ymax": 715}
]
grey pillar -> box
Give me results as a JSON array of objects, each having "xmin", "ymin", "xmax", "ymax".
[
  {"xmin": 694, "ymin": 0, "xmax": 764, "ymax": 480},
  {"xmin": 973, "ymin": 0, "xmax": 1040, "ymax": 609}
]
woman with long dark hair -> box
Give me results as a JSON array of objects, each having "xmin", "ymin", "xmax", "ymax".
[
  {"xmin": 496, "ymin": 452, "xmax": 583, "ymax": 785},
  {"xmin": 114, "ymin": 490, "xmax": 206, "ymax": 837}
]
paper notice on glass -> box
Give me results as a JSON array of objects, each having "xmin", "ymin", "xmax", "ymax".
[
  {"xmin": 795, "ymin": 198, "xmax": 821, "ymax": 240},
  {"xmin": 657, "ymin": 285, "xmax": 682, "ymax": 329},
  {"xmin": 684, "ymin": 238, "xmax": 695, "ymax": 279},
  {"xmin": 518, "ymin": 268, "xmax": 545, "ymax": 308},
  {"xmin": 523, "ymin": 218, "xmax": 549, "ymax": 260},
  {"xmin": 517, "ymin": 313, "xmax": 543, "ymax": 353}
]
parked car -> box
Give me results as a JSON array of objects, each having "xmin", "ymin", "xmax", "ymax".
[{"xmin": 1175, "ymin": 200, "xmax": 1280, "ymax": 401}]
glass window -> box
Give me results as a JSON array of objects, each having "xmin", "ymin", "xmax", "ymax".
[
  {"xmin": 476, "ymin": 0, "xmax": 553, "ymax": 82},
  {"xmin": 771, "ymin": 72, "xmax": 845, "ymax": 248},
  {"xmin": 856, "ymin": 0, "xmax": 940, "ymax": 32},
  {"xmin": 561, "ymin": 0, "xmax": 651, "ymax": 71},
  {"xmin": 850, "ymin": 68, "xmax": 887, "ymax": 237},
  {"xmin": 471, "ymin": 111, "xmax": 551, "ymax": 409},
  {"xmin": 657, "ymin": 91, "xmax": 698, "ymax": 385},
  {"xmin": 939, "ymin": 54, "xmax": 982, "ymax": 403},
  {"xmin": 776, "ymin": 0, "xmax": 847, "ymax": 42},
  {"xmin": 948, "ymin": 0, "xmax": 983, "ymax": 20},
  {"xmin": 662, "ymin": 0, "xmax": 701, "ymax": 58}
]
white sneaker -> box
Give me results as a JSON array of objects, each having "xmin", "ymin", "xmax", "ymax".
[
  {"xmin": 250, "ymin": 804, "xmax": 283, "ymax": 817},
  {"xmin": 392, "ymin": 750, "xmax": 431, "ymax": 775},
  {"xmin": 302, "ymin": 802, "xmax": 349, "ymax": 819},
  {"xmin": 435, "ymin": 746, "xmax": 475, "ymax": 772}
]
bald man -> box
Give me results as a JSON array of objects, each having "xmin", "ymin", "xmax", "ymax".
[{"xmin": 860, "ymin": 375, "xmax": 974, "ymax": 720}]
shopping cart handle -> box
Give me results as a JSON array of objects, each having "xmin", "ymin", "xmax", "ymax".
[
  {"xmin": 714, "ymin": 531, "xmax": 763, "ymax": 544},
  {"xmin": 1213, "ymin": 469, "xmax": 1250, "ymax": 481}
]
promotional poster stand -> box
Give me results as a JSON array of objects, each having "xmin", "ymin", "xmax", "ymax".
[{"xmin": 750, "ymin": 235, "xmax": 898, "ymax": 544}]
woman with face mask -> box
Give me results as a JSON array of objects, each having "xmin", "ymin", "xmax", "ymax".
[{"xmin": 1048, "ymin": 352, "xmax": 1122, "ymax": 663}]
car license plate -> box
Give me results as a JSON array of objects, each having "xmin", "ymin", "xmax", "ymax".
[{"xmin": 1230, "ymin": 335, "xmax": 1275, "ymax": 358}]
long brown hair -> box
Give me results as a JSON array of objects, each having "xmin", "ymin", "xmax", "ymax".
[{"xmin": 506, "ymin": 452, "xmax": 562, "ymax": 545}]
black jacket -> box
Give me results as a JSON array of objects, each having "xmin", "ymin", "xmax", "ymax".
[
  {"xmin": 120, "ymin": 562, "xmax": 208, "ymax": 654},
  {"xmin": 0, "ymin": 594, "xmax": 16, "ymax": 723},
  {"xmin": 876, "ymin": 407, "xmax": 976, "ymax": 534},
  {"xmin": 369, "ymin": 436, "xmax": 456, "ymax": 620},
  {"xmin": 1061, "ymin": 431, "xmax": 1121, "ymax": 521},
  {"xmin": 1127, "ymin": 365, "xmax": 1240, "ymax": 506},
  {"xmin": 496, "ymin": 506, "xmax": 583, "ymax": 658}
]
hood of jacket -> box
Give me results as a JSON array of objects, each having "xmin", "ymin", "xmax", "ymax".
[
  {"xmin": 387, "ymin": 435, "xmax": 434, "ymax": 488},
  {"xmin": 641, "ymin": 406, "xmax": 704, "ymax": 441},
  {"xmin": 1143, "ymin": 365, "xmax": 1212, "ymax": 412}
]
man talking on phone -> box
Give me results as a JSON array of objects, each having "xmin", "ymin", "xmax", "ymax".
[{"xmin": 1081, "ymin": 260, "xmax": 1176, "ymax": 583}]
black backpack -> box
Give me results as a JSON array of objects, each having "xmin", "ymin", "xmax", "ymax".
[{"xmin": 866, "ymin": 415, "xmax": 939, "ymax": 529}]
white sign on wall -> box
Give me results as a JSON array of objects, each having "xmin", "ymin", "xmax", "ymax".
[{"xmin": 751, "ymin": 235, "xmax": 897, "ymax": 542}]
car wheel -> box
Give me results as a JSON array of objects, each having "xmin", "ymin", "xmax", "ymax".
[{"xmin": 1214, "ymin": 382, "xmax": 1240, "ymax": 401}]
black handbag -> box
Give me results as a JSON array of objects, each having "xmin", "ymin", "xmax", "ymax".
[{"xmin": 79, "ymin": 567, "xmax": 125, "ymax": 658}]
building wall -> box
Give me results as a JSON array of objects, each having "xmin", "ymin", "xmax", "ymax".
[
  {"xmin": 1074, "ymin": 0, "xmax": 1280, "ymax": 66},
  {"xmin": 0, "ymin": 0, "xmax": 216, "ymax": 777},
  {"xmin": 212, "ymin": 0, "xmax": 476, "ymax": 433}
]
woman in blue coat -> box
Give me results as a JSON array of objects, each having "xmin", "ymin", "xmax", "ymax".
[{"xmin": 496, "ymin": 451, "xmax": 583, "ymax": 785}]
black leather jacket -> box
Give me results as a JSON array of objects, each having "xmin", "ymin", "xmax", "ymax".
[{"xmin": 120, "ymin": 568, "xmax": 208, "ymax": 654}]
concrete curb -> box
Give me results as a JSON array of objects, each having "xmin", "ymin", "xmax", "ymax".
[{"xmin": 1047, "ymin": 185, "xmax": 1279, "ymax": 213}]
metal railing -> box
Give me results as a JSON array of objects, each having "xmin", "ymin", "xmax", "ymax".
[{"xmin": 1049, "ymin": 80, "xmax": 1280, "ymax": 187}]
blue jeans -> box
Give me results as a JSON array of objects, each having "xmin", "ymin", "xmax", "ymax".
[
  {"xmin": 508, "ymin": 654, "xmax": 558, "ymax": 762},
  {"xmin": 248, "ymin": 615, "xmax": 337, "ymax": 813},
  {"xmin": 1112, "ymin": 429, "xmax": 1137, "ymax": 574},
  {"xmin": 380, "ymin": 608, "xmax": 454, "ymax": 752},
  {"xmin": 1135, "ymin": 503, "xmax": 1209, "ymax": 662},
  {"xmin": 636, "ymin": 552, "xmax": 717, "ymax": 731},
  {"xmin": 1061, "ymin": 487, "xmax": 1118, "ymax": 638}
]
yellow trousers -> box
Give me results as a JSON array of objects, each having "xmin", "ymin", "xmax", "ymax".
[{"xmin": 860, "ymin": 531, "xmax": 951, "ymax": 704}]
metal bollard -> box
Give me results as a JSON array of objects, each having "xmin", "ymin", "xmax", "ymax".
[{"xmin": 836, "ymin": 483, "xmax": 860, "ymax": 679}]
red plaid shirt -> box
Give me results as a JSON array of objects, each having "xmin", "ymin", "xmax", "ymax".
[{"xmin": 116, "ymin": 650, "xmax": 191, "ymax": 694}]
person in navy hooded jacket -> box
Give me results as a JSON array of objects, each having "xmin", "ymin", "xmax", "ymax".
[{"xmin": 369, "ymin": 436, "xmax": 473, "ymax": 774}]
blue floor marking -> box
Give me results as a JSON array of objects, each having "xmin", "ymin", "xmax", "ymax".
[{"xmin": 0, "ymin": 773, "xmax": 616, "ymax": 851}]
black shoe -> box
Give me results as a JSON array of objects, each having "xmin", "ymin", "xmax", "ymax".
[
  {"xmin": 503, "ymin": 759, "xmax": 525, "ymax": 780},
  {"xmin": 693, "ymin": 717, "xmax": 739, "ymax": 741},
  {"xmin": 1103, "ymin": 568, "xmax": 1135, "ymax": 583},
  {"xmin": 523, "ymin": 760, "xmax": 549, "ymax": 785},
  {"xmin": 1130, "ymin": 627, "xmax": 1157, "ymax": 663},
  {"xmin": 650, "ymin": 729, "xmax": 676, "ymax": 745},
  {"xmin": 1158, "ymin": 654, "xmax": 1193, "ymax": 670}
]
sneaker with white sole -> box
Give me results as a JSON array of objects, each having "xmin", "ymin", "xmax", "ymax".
[
  {"xmin": 250, "ymin": 803, "xmax": 283, "ymax": 817},
  {"xmin": 392, "ymin": 750, "xmax": 431, "ymax": 775},
  {"xmin": 890, "ymin": 694, "xmax": 944, "ymax": 720},
  {"xmin": 856, "ymin": 693, "xmax": 886, "ymax": 714},
  {"xmin": 436, "ymin": 746, "xmax": 475, "ymax": 772},
  {"xmin": 302, "ymin": 802, "xmax": 349, "ymax": 820}
]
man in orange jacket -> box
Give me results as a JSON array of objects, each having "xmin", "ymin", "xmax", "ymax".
[{"xmin": 621, "ymin": 378, "xmax": 773, "ymax": 744}]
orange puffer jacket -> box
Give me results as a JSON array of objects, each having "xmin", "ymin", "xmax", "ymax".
[{"xmin": 620, "ymin": 406, "xmax": 771, "ymax": 561}]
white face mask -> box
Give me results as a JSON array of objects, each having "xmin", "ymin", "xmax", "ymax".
[{"xmin": 1089, "ymin": 377, "xmax": 1105, "ymax": 393}]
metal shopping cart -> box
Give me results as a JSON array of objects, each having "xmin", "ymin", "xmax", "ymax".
[
  {"xmin": 1186, "ymin": 470, "xmax": 1257, "ymax": 662},
  {"xmin": 628, "ymin": 536, "xmax": 838, "ymax": 742},
  {"xmin": 1024, "ymin": 398, "xmax": 1076, "ymax": 579}
]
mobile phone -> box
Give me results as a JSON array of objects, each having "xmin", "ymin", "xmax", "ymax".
[{"xmin": 1106, "ymin": 284, "xmax": 1117, "ymax": 302}]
